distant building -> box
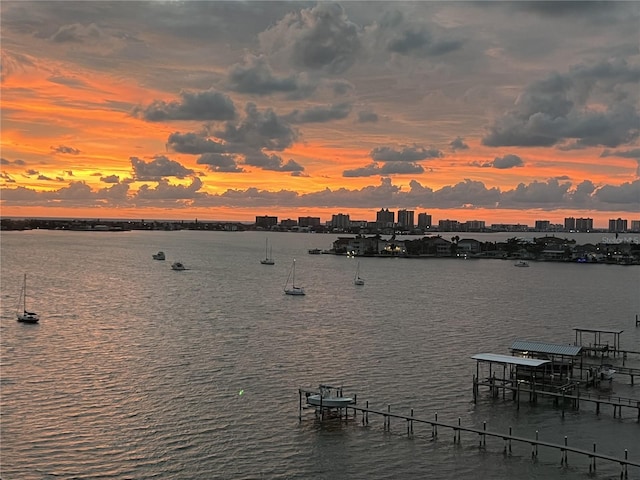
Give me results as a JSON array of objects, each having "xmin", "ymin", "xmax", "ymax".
[
  {"xmin": 417, "ymin": 212, "xmax": 432, "ymax": 229},
  {"xmin": 280, "ymin": 218, "xmax": 297, "ymax": 228},
  {"xmin": 438, "ymin": 219, "xmax": 460, "ymax": 231},
  {"xmin": 330, "ymin": 213, "xmax": 351, "ymax": 230},
  {"xmin": 298, "ymin": 216, "xmax": 320, "ymax": 227},
  {"xmin": 376, "ymin": 208, "xmax": 394, "ymax": 228},
  {"xmin": 631, "ymin": 220, "xmax": 640, "ymax": 232},
  {"xmin": 255, "ymin": 215, "xmax": 278, "ymax": 229},
  {"xmin": 535, "ymin": 220, "xmax": 551, "ymax": 231},
  {"xmin": 463, "ymin": 220, "xmax": 485, "ymax": 232},
  {"xmin": 564, "ymin": 217, "xmax": 576, "ymax": 231},
  {"xmin": 397, "ymin": 209, "xmax": 415, "ymax": 229},
  {"xmin": 490, "ymin": 224, "xmax": 529, "ymax": 232},
  {"xmin": 609, "ymin": 218, "xmax": 627, "ymax": 232},
  {"xmin": 575, "ymin": 217, "xmax": 593, "ymax": 232}
]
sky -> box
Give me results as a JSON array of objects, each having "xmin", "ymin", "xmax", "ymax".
[{"xmin": 1, "ymin": 1, "xmax": 639, "ymax": 227}]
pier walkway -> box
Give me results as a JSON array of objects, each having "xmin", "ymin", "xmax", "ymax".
[{"xmin": 298, "ymin": 388, "xmax": 639, "ymax": 478}]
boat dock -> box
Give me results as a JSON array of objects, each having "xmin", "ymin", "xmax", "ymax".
[{"xmin": 298, "ymin": 388, "xmax": 639, "ymax": 478}]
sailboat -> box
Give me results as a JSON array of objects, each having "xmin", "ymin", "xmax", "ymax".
[
  {"xmin": 16, "ymin": 273, "xmax": 40, "ymax": 323},
  {"xmin": 354, "ymin": 261, "xmax": 365, "ymax": 285},
  {"xmin": 284, "ymin": 259, "xmax": 305, "ymax": 295},
  {"xmin": 260, "ymin": 238, "xmax": 275, "ymax": 265}
]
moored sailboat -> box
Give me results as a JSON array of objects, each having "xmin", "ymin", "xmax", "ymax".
[
  {"xmin": 16, "ymin": 273, "xmax": 40, "ymax": 323},
  {"xmin": 284, "ymin": 259, "xmax": 305, "ymax": 295}
]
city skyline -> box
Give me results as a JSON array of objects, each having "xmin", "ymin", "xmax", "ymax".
[{"xmin": 1, "ymin": 2, "xmax": 639, "ymax": 225}]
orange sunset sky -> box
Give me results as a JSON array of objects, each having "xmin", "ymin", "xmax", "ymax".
[{"xmin": 1, "ymin": 1, "xmax": 638, "ymax": 228}]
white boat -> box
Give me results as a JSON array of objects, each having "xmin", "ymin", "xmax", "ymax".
[
  {"xmin": 153, "ymin": 251, "xmax": 166, "ymax": 260},
  {"xmin": 171, "ymin": 262, "xmax": 186, "ymax": 271},
  {"xmin": 514, "ymin": 260, "xmax": 529, "ymax": 267},
  {"xmin": 354, "ymin": 261, "xmax": 365, "ymax": 285},
  {"xmin": 16, "ymin": 273, "xmax": 39, "ymax": 323},
  {"xmin": 260, "ymin": 239, "xmax": 275, "ymax": 265},
  {"xmin": 284, "ymin": 259, "xmax": 305, "ymax": 295},
  {"xmin": 600, "ymin": 364, "xmax": 616, "ymax": 380},
  {"xmin": 307, "ymin": 385, "xmax": 354, "ymax": 408}
]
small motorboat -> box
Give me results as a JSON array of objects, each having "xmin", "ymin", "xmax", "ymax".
[
  {"xmin": 153, "ymin": 251, "xmax": 166, "ymax": 260},
  {"xmin": 600, "ymin": 364, "xmax": 616, "ymax": 380},
  {"xmin": 171, "ymin": 262, "xmax": 186, "ymax": 271},
  {"xmin": 306, "ymin": 384, "xmax": 354, "ymax": 408},
  {"xmin": 514, "ymin": 260, "xmax": 529, "ymax": 267}
]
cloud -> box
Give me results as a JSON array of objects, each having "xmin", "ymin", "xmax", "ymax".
[
  {"xmin": 134, "ymin": 88, "xmax": 236, "ymax": 122},
  {"xmin": 243, "ymin": 151, "xmax": 304, "ymax": 174},
  {"xmin": 343, "ymin": 162, "xmax": 424, "ymax": 177},
  {"xmin": 100, "ymin": 175, "xmax": 120, "ymax": 183},
  {"xmin": 492, "ymin": 154, "xmax": 524, "ymax": 169},
  {"xmin": 52, "ymin": 145, "xmax": 81, "ymax": 155},
  {"xmin": 449, "ymin": 136, "xmax": 469, "ymax": 151},
  {"xmin": 259, "ymin": 3, "xmax": 362, "ymax": 74},
  {"xmin": 136, "ymin": 177, "xmax": 203, "ymax": 200},
  {"xmin": 216, "ymin": 102, "xmax": 297, "ymax": 151},
  {"xmin": 1, "ymin": 158, "xmax": 26, "ymax": 166},
  {"xmin": 130, "ymin": 155, "xmax": 195, "ymax": 181},
  {"xmin": 196, "ymin": 153, "xmax": 244, "ymax": 173},
  {"xmin": 483, "ymin": 59, "xmax": 640, "ymax": 148},
  {"xmin": 284, "ymin": 102, "xmax": 352, "ymax": 123},
  {"xmin": 49, "ymin": 22, "xmax": 102, "ymax": 43},
  {"xmin": 370, "ymin": 145, "xmax": 443, "ymax": 162},
  {"xmin": 601, "ymin": 148, "xmax": 640, "ymax": 159},
  {"xmin": 501, "ymin": 178, "xmax": 571, "ymax": 206},
  {"xmin": 226, "ymin": 54, "xmax": 314, "ymax": 97},
  {"xmin": 594, "ymin": 179, "xmax": 640, "ymax": 205},
  {"xmin": 357, "ymin": 110, "xmax": 379, "ymax": 123},
  {"xmin": 167, "ymin": 131, "xmax": 225, "ymax": 154}
]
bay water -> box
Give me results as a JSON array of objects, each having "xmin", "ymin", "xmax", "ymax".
[{"xmin": 1, "ymin": 230, "xmax": 639, "ymax": 479}]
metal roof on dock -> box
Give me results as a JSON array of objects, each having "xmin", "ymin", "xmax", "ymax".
[
  {"xmin": 573, "ymin": 327, "xmax": 623, "ymax": 334},
  {"xmin": 511, "ymin": 340, "xmax": 582, "ymax": 356},
  {"xmin": 471, "ymin": 353, "xmax": 550, "ymax": 367}
]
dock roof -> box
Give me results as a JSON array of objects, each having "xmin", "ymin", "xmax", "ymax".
[
  {"xmin": 511, "ymin": 340, "xmax": 582, "ymax": 357},
  {"xmin": 471, "ymin": 353, "xmax": 550, "ymax": 367},
  {"xmin": 573, "ymin": 327, "xmax": 623, "ymax": 334}
]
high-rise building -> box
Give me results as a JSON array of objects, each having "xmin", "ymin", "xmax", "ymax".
[
  {"xmin": 376, "ymin": 208, "xmax": 394, "ymax": 227},
  {"xmin": 438, "ymin": 219, "xmax": 460, "ymax": 231},
  {"xmin": 397, "ymin": 209, "xmax": 415, "ymax": 229},
  {"xmin": 298, "ymin": 216, "xmax": 320, "ymax": 227},
  {"xmin": 535, "ymin": 220, "xmax": 551, "ymax": 231},
  {"xmin": 464, "ymin": 220, "xmax": 485, "ymax": 232},
  {"xmin": 255, "ymin": 215, "xmax": 278, "ymax": 229},
  {"xmin": 330, "ymin": 213, "xmax": 351, "ymax": 230},
  {"xmin": 631, "ymin": 220, "xmax": 640, "ymax": 232},
  {"xmin": 417, "ymin": 212, "xmax": 432, "ymax": 229},
  {"xmin": 575, "ymin": 217, "xmax": 593, "ymax": 232},
  {"xmin": 564, "ymin": 217, "xmax": 576, "ymax": 231},
  {"xmin": 609, "ymin": 218, "xmax": 627, "ymax": 232}
]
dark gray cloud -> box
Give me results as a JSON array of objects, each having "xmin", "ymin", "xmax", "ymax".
[
  {"xmin": 449, "ymin": 137, "xmax": 469, "ymax": 151},
  {"xmin": 483, "ymin": 59, "xmax": 640, "ymax": 148},
  {"xmin": 100, "ymin": 175, "xmax": 120, "ymax": 184},
  {"xmin": 49, "ymin": 22, "xmax": 102, "ymax": 43},
  {"xmin": 243, "ymin": 151, "xmax": 305, "ymax": 174},
  {"xmin": 601, "ymin": 148, "xmax": 640, "ymax": 159},
  {"xmin": 52, "ymin": 145, "xmax": 81, "ymax": 155},
  {"xmin": 134, "ymin": 88, "xmax": 236, "ymax": 122},
  {"xmin": 259, "ymin": 3, "xmax": 362, "ymax": 74},
  {"xmin": 130, "ymin": 155, "xmax": 195, "ymax": 181},
  {"xmin": 196, "ymin": 153, "xmax": 244, "ymax": 173},
  {"xmin": 343, "ymin": 162, "xmax": 424, "ymax": 177},
  {"xmin": 492, "ymin": 154, "xmax": 524, "ymax": 169},
  {"xmin": 370, "ymin": 145, "xmax": 443, "ymax": 162},
  {"xmin": 167, "ymin": 132, "xmax": 225, "ymax": 155},
  {"xmin": 1, "ymin": 158, "xmax": 26, "ymax": 166},
  {"xmin": 136, "ymin": 177, "xmax": 203, "ymax": 200},
  {"xmin": 216, "ymin": 103, "xmax": 297, "ymax": 151},
  {"xmin": 594, "ymin": 179, "xmax": 640, "ymax": 204},
  {"xmin": 357, "ymin": 110, "xmax": 378, "ymax": 123},
  {"xmin": 226, "ymin": 54, "xmax": 314, "ymax": 97},
  {"xmin": 284, "ymin": 102, "xmax": 351, "ymax": 124}
]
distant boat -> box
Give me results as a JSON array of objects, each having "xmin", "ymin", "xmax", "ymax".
[
  {"xmin": 153, "ymin": 251, "xmax": 166, "ymax": 260},
  {"xmin": 284, "ymin": 259, "xmax": 305, "ymax": 295},
  {"xmin": 306, "ymin": 385, "xmax": 354, "ymax": 408},
  {"xmin": 354, "ymin": 261, "xmax": 365, "ymax": 285},
  {"xmin": 260, "ymin": 239, "xmax": 275, "ymax": 265},
  {"xmin": 308, "ymin": 248, "xmax": 322, "ymax": 255},
  {"xmin": 600, "ymin": 364, "xmax": 616, "ymax": 380},
  {"xmin": 171, "ymin": 261, "xmax": 186, "ymax": 271},
  {"xmin": 16, "ymin": 273, "xmax": 39, "ymax": 323},
  {"xmin": 514, "ymin": 260, "xmax": 530, "ymax": 267}
]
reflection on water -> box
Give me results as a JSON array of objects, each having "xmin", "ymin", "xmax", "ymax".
[{"xmin": 1, "ymin": 230, "xmax": 639, "ymax": 479}]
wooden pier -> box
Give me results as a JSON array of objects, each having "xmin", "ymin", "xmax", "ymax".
[{"xmin": 298, "ymin": 388, "xmax": 639, "ymax": 478}]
